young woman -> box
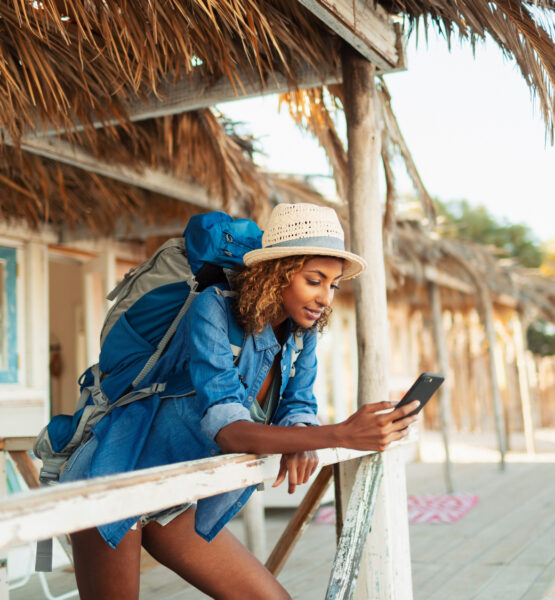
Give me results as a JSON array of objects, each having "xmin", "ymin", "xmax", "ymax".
[{"xmin": 65, "ymin": 203, "xmax": 419, "ymax": 599}]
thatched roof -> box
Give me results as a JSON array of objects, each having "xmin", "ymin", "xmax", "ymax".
[
  {"xmin": 385, "ymin": 219, "xmax": 555, "ymax": 323},
  {"xmin": 0, "ymin": 1, "xmax": 339, "ymax": 144},
  {"xmin": 0, "ymin": 0, "xmax": 553, "ymax": 243}
]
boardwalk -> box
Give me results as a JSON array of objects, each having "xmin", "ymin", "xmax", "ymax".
[{"xmin": 7, "ymin": 430, "xmax": 555, "ymax": 599}]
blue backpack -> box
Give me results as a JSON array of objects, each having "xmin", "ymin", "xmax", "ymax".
[{"xmin": 34, "ymin": 212, "xmax": 262, "ymax": 489}]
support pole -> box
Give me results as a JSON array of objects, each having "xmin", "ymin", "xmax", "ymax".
[
  {"xmin": 428, "ymin": 283, "xmax": 454, "ymax": 492},
  {"xmin": 242, "ymin": 489, "xmax": 266, "ymax": 561},
  {"xmin": 512, "ymin": 314, "xmax": 536, "ymax": 454},
  {"xmin": 341, "ymin": 45, "xmax": 413, "ymax": 599},
  {"xmin": 478, "ymin": 287, "xmax": 506, "ymax": 469}
]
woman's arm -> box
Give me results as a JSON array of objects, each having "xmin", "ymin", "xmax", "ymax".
[{"xmin": 215, "ymin": 399, "xmax": 420, "ymax": 454}]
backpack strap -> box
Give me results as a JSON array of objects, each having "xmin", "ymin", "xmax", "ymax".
[
  {"xmin": 289, "ymin": 331, "xmax": 304, "ymax": 378},
  {"xmin": 213, "ymin": 286, "xmax": 244, "ymax": 364}
]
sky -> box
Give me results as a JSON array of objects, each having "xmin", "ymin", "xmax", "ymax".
[{"xmin": 218, "ymin": 29, "xmax": 555, "ymax": 243}]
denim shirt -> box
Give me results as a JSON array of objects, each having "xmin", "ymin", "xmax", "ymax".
[{"xmin": 66, "ymin": 286, "xmax": 320, "ymax": 548}]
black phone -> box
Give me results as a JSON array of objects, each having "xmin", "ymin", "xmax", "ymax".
[{"xmin": 393, "ymin": 372, "xmax": 444, "ymax": 421}]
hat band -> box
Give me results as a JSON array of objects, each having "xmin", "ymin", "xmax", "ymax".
[{"xmin": 266, "ymin": 235, "xmax": 345, "ymax": 251}]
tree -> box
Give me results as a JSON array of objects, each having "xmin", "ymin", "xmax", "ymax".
[{"xmin": 436, "ymin": 199, "xmax": 544, "ymax": 268}]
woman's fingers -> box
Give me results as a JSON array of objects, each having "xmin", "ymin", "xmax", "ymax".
[{"xmin": 272, "ymin": 457, "xmax": 288, "ymax": 488}]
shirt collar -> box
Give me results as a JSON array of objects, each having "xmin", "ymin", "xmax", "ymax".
[{"xmin": 253, "ymin": 318, "xmax": 294, "ymax": 351}]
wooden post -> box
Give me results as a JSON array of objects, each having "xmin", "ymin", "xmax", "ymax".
[
  {"xmin": 478, "ymin": 287, "xmax": 506, "ymax": 469},
  {"xmin": 242, "ymin": 489, "xmax": 266, "ymax": 561},
  {"xmin": 428, "ymin": 283, "xmax": 454, "ymax": 492},
  {"xmin": 266, "ymin": 465, "xmax": 333, "ymax": 575},
  {"xmin": 341, "ymin": 45, "xmax": 413, "ymax": 599},
  {"xmin": 511, "ymin": 314, "xmax": 536, "ymax": 454},
  {"xmin": 326, "ymin": 455, "xmax": 383, "ymax": 600},
  {"xmin": 0, "ymin": 451, "xmax": 8, "ymax": 600}
]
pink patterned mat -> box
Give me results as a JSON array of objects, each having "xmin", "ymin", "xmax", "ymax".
[
  {"xmin": 407, "ymin": 494, "xmax": 479, "ymax": 523},
  {"xmin": 314, "ymin": 494, "xmax": 479, "ymax": 525}
]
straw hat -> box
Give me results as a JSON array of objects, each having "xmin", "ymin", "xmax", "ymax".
[{"xmin": 243, "ymin": 203, "xmax": 366, "ymax": 279}]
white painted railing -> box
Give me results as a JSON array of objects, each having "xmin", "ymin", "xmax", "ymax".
[{"xmin": 0, "ymin": 447, "xmax": 373, "ymax": 551}]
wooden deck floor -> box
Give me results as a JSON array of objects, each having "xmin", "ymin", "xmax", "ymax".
[{"xmin": 8, "ymin": 431, "xmax": 555, "ymax": 599}]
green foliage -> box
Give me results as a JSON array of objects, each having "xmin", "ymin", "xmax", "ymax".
[
  {"xmin": 436, "ymin": 199, "xmax": 544, "ymax": 268},
  {"xmin": 527, "ymin": 321, "xmax": 555, "ymax": 357}
]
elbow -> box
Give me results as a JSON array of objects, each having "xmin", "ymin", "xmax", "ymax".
[{"xmin": 215, "ymin": 421, "xmax": 258, "ymax": 454}]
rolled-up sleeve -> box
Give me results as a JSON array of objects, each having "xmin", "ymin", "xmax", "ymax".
[
  {"xmin": 184, "ymin": 289, "xmax": 253, "ymax": 442},
  {"xmin": 274, "ymin": 329, "xmax": 320, "ymax": 428}
]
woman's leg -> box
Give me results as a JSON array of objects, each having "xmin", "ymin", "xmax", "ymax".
[
  {"xmin": 70, "ymin": 524, "xmax": 142, "ymax": 600},
  {"xmin": 142, "ymin": 507, "xmax": 290, "ymax": 600}
]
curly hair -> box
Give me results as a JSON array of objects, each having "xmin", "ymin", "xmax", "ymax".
[{"xmin": 231, "ymin": 255, "xmax": 332, "ymax": 334}]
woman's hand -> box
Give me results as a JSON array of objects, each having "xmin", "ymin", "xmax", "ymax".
[
  {"xmin": 272, "ymin": 450, "xmax": 319, "ymax": 494},
  {"xmin": 337, "ymin": 400, "xmax": 420, "ymax": 452}
]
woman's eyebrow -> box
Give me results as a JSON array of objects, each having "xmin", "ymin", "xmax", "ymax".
[{"xmin": 307, "ymin": 269, "xmax": 343, "ymax": 280}]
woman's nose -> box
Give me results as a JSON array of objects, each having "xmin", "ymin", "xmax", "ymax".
[{"xmin": 317, "ymin": 286, "xmax": 334, "ymax": 307}]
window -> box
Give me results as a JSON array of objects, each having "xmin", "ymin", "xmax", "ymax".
[{"xmin": 0, "ymin": 246, "xmax": 18, "ymax": 383}]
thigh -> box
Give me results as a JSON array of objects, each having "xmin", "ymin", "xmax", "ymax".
[
  {"xmin": 70, "ymin": 524, "xmax": 142, "ymax": 600},
  {"xmin": 141, "ymin": 507, "xmax": 290, "ymax": 600}
]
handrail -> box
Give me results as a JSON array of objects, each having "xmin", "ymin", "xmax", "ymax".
[{"xmin": 0, "ymin": 447, "xmax": 374, "ymax": 551}]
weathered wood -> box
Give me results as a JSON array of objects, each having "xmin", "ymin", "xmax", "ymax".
[
  {"xmin": 333, "ymin": 463, "xmax": 344, "ymax": 545},
  {"xmin": 478, "ymin": 286, "xmax": 507, "ymax": 469},
  {"xmin": 20, "ymin": 137, "xmax": 212, "ymax": 210},
  {"xmin": 7, "ymin": 451, "xmax": 39, "ymax": 489},
  {"xmin": 341, "ymin": 44, "xmax": 412, "ymax": 599},
  {"xmin": 266, "ymin": 465, "xmax": 333, "ymax": 576},
  {"xmin": 325, "ymin": 454, "xmax": 383, "ymax": 600},
  {"xmin": 0, "ymin": 438, "xmax": 35, "ymax": 452},
  {"xmin": 243, "ymin": 489, "xmax": 266, "ymax": 561},
  {"xmin": 0, "ymin": 447, "xmax": 377, "ymax": 552},
  {"xmin": 296, "ymin": 0, "xmax": 404, "ymax": 72},
  {"xmin": 428, "ymin": 282, "xmax": 454, "ymax": 493},
  {"xmin": 20, "ymin": 62, "xmax": 339, "ymax": 138},
  {"xmin": 512, "ymin": 314, "xmax": 536, "ymax": 453}
]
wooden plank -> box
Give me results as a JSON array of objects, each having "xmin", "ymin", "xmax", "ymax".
[
  {"xmin": 8, "ymin": 451, "xmax": 39, "ymax": 489},
  {"xmin": 19, "ymin": 137, "xmax": 213, "ymax": 211},
  {"xmin": 21, "ymin": 62, "xmax": 340, "ymax": 138},
  {"xmin": 0, "ymin": 447, "xmax": 376, "ymax": 551},
  {"xmin": 519, "ymin": 558, "xmax": 555, "ymax": 600},
  {"xmin": 325, "ymin": 454, "xmax": 383, "ymax": 600},
  {"xmin": 266, "ymin": 465, "xmax": 333, "ymax": 576},
  {"xmin": 428, "ymin": 282, "xmax": 454, "ymax": 493},
  {"xmin": 0, "ymin": 438, "xmax": 35, "ymax": 451},
  {"xmin": 296, "ymin": 0, "xmax": 403, "ymax": 72}
]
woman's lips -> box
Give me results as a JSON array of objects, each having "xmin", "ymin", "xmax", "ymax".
[{"xmin": 304, "ymin": 308, "xmax": 322, "ymax": 320}]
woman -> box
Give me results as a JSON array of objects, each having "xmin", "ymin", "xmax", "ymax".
[{"xmin": 66, "ymin": 203, "xmax": 419, "ymax": 599}]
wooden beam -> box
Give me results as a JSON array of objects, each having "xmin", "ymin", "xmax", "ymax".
[
  {"xmin": 325, "ymin": 454, "xmax": 383, "ymax": 600},
  {"xmin": 19, "ymin": 137, "xmax": 213, "ymax": 210},
  {"xmin": 20, "ymin": 62, "xmax": 340, "ymax": 139},
  {"xmin": 428, "ymin": 282, "xmax": 454, "ymax": 493},
  {"xmin": 296, "ymin": 0, "xmax": 404, "ymax": 72},
  {"xmin": 266, "ymin": 465, "xmax": 333, "ymax": 576},
  {"xmin": 0, "ymin": 447, "xmax": 376, "ymax": 551},
  {"xmin": 0, "ymin": 438, "xmax": 36, "ymax": 452}
]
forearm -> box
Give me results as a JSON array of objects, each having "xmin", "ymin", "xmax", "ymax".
[{"xmin": 215, "ymin": 420, "xmax": 345, "ymax": 454}]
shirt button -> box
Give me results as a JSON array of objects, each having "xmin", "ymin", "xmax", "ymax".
[
  {"xmin": 236, "ymin": 501, "xmax": 242, "ymax": 508},
  {"xmin": 282, "ymin": 365, "xmax": 286, "ymax": 371},
  {"xmin": 210, "ymin": 449, "xmax": 216, "ymax": 455}
]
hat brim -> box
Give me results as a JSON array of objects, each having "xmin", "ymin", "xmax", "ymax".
[{"xmin": 243, "ymin": 246, "xmax": 367, "ymax": 280}]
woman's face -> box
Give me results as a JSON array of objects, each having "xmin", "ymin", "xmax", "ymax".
[{"xmin": 280, "ymin": 256, "xmax": 344, "ymax": 328}]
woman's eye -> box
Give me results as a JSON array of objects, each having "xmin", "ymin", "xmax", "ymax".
[
  {"xmin": 307, "ymin": 279, "xmax": 320, "ymax": 286},
  {"xmin": 331, "ymin": 284, "xmax": 341, "ymax": 291}
]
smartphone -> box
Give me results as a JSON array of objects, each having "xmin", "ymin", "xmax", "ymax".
[{"xmin": 393, "ymin": 372, "xmax": 444, "ymax": 421}]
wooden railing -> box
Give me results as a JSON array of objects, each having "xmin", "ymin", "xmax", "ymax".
[{"xmin": 0, "ymin": 438, "xmax": 402, "ymax": 599}]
